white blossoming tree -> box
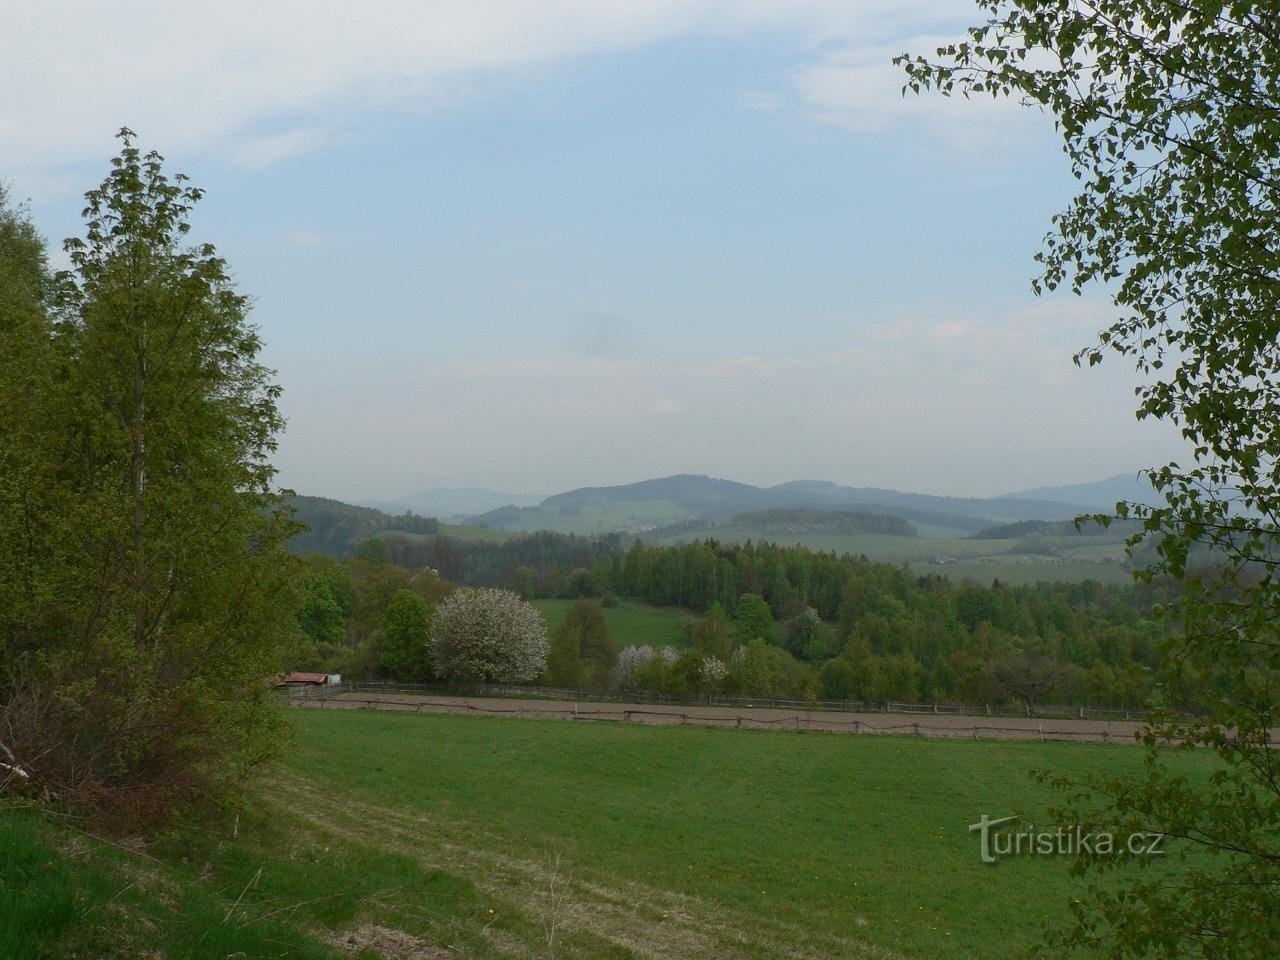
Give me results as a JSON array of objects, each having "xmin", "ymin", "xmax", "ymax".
[
  {"xmin": 615, "ymin": 645, "xmax": 654, "ymax": 690},
  {"xmin": 698, "ymin": 655, "xmax": 728, "ymax": 695},
  {"xmin": 430, "ymin": 588, "xmax": 548, "ymax": 683}
]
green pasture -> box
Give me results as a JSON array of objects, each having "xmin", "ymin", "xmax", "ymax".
[
  {"xmin": 4, "ymin": 710, "xmax": 1205, "ymax": 959},
  {"xmin": 533, "ymin": 597, "xmax": 691, "ymax": 649}
]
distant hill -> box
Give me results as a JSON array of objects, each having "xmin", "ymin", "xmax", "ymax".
[
  {"xmin": 468, "ymin": 473, "xmax": 1094, "ymax": 534},
  {"xmin": 998, "ymin": 472, "xmax": 1163, "ymax": 512},
  {"xmin": 364, "ymin": 486, "xmax": 544, "ymax": 519},
  {"xmin": 285, "ymin": 495, "xmax": 439, "ymax": 555},
  {"xmin": 543, "ymin": 474, "xmax": 766, "ymax": 514}
]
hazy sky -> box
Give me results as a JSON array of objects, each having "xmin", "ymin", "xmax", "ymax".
[{"xmin": 6, "ymin": 1, "xmax": 1184, "ymax": 501}]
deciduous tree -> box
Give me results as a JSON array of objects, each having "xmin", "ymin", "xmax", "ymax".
[
  {"xmin": 904, "ymin": 7, "xmax": 1280, "ymax": 955},
  {"xmin": 430, "ymin": 588, "xmax": 548, "ymax": 683},
  {"xmin": 0, "ymin": 132, "xmax": 298, "ymax": 821}
]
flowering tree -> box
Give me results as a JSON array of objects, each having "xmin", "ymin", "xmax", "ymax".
[
  {"xmin": 616, "ymin": 645, "xmax": 654, "ymax": 689},
  {"xmin": 430, "ymin": 588, "xmax": 548, "ymax": 683},
  {"xmin": 698, "ymin": 655, "xmax": 727, "ymax": 696}
]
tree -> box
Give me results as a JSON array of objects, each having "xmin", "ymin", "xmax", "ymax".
[
  {"xmin": 546, "ymin": 599, "xmax": 615, "ymax": 688},
  {"xmin": 697, "ymin": 655, "xmax": 728, "ymax": 698},
  {"xmin": 379, "ymin": 589, "xmax": 433, "ymax": 682},
  {"xmin": 904, "ymin": 8, "xmax": 1280, "ymax": 956},
  {"xmin": 783, "ymin": 606, "xmax": 829, "ymax": 660},
  {"xmin": 691, "ymin": 603, "xmax": 732, "ymax": 660},
  {"xmin": 0, "ymin": 132, "xmax": 298, "ymax": 821},
  {"xmin": 992, "ymin": 648, "xmax": 1068, "ymax": 714},
  {"xmin": 733, "ymin": 594, "xmax": 775, "ymax": 647},
  {"xmin": 430, "ymin": 588, "xmax": 548, "ymax": 683}
]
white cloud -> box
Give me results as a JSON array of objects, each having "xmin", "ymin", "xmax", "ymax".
[
  {"xmin": 3, "ymin": 0, "xmax": 995, "ymax": 186},
  {"xmin": 785, "ymin": 35, "xmax": 1046, "ymax": 151}
]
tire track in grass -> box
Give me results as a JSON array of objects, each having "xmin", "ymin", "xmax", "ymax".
[{"xmin": 264, "ymin": 768, "xmax": 906, "ymax": 960}]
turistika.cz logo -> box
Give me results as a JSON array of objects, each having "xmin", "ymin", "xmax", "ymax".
[{"xmin": 968, "ymin": 814, "xmax": 1166, "ymax": 864}]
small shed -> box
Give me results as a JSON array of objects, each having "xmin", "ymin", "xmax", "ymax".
[{"xmin": 277, "ymin": 671, "xmax": 340, "ymax": 687}]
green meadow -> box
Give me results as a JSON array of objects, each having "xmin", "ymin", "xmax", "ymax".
[
  {"xmin": 5, "ymin": 709, "xmax": 1205, "ymax": 960},
  {"xmin": 533, "ymin": 597, "xmax": 691, "ymax": 649}
]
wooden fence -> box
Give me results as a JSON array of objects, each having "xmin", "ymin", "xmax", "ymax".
[
  {"xmin": 331, "ymin": 681, "xmax": 1146, "ymax": 722},
  {"xmin": 286, "ymin": 692, "xmax": 1159, "ymax": 745}
]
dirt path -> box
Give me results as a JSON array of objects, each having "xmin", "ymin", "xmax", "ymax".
[{"xmin": 294, "ymin": 691, "xmax": 1149, "ymax": 745}]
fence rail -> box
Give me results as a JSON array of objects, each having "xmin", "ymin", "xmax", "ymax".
[
  {"xmin": 319, "ymin": 681, "xmax": 1145, "ymax": 722},
  {"xmin": 281, "ymin": 690, "xmax": 1190, "ymax": 745}
]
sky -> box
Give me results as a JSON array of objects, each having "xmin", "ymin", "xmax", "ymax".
[{"xmin": 5, "ymin": 1, "xmax": 1185, "ymax": 502}]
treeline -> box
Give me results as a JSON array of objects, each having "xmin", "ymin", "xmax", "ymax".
[
  {"xmin": 647, "ymin": 509, "xmax": 916, "ymax": 539},
  {"xmin": 286, "ymin": 494, "xmax": 439, "ymax": 555},
  {"xmin": 299, "ymin": 531, "xmax": 1188, "ymax": 710},
  {"xmin": 383, "ymin": 530, "xmax": 624, "ymax": 597},
  {"xmin": 607, "ymin": 540, "xmax": 1169, "ymax": 708}
]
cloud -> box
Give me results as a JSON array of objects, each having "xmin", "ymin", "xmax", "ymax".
[
  {"xmin": 785, "ymin": 35, "xmax": 1045, "ymax": 151},
  {"xmin": 229, "ymin": 128, "xmax": 333, "ymax": 171},
  {"xmin": 3, "ymin": 0, "xmax": 1001, "ymax": 186}
]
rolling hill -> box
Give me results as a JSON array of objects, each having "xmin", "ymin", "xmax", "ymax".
[{"xmin": 464, "ymin": 473, "xmax": 1097, "ymax": 534}]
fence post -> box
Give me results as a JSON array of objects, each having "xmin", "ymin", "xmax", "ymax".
[
  {"xmin": 1039, "ymin": 723, "xmax": 1044, "ymax": 742},
  {"xmin": 736, "ymin": 716, "xmax": 742, "ymax": 729},
  {"xmin": 624, "ymin": 710, "xmax": 632, "ymax": 724},
  {"xmin": 913, "ymin": 722, "xmax": 920, "ymax": 736},
  {"xmin": 972, "ymin": 726, "xmax": 978, "ymax": 740}
]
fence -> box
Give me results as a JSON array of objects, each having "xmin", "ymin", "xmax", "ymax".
[
  {"xmin": 285, "ymin": 690, "xmax": 1166, "ymax": 745},
  {"xmin": 323, "ymin": 680, "xmax": 1145, "ymax": 722}
]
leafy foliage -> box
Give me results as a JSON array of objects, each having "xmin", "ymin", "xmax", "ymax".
[
  {"xmin": 0, "ymin": 133, "xmax": 298, "ymax": 823},
  {"xmin": 379, "ymin": 589, "xmax": 434, "ymax": 682},
  {"xmin": 902, "ymin": 5, "xmax": 1280, "ymax": 955},
  {"xmin": 545, "ymin": 599, "xmax": 616, "ymax": 688}
]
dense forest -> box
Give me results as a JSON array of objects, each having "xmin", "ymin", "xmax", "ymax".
[{"xmin": 292, "ymin": 522, "xmax": 1184, "ymax": 710}]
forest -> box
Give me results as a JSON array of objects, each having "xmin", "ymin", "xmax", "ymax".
[{"xmin": 291, "ymin": 526, "xmax": 1181, "ymax": 710}]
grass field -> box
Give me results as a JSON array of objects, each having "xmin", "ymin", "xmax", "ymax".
[
  {"xmin": 648, "ymin": 527, "xmax": 1136, "ymax": 586},
  {"xmin": 5, "ymin": 709, "xmax": 1206, "ymax": 959},
  {"xmin": 908, "ymin": 558, "xmax": 1135, "ymax": 586},
  {"xmin": 533, "ymin": 597, "xmax": 691, "ymax": 648}
]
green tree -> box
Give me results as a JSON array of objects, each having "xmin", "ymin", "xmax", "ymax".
[
  {"xmin": 733, "ymin": 594, "xmax": 775, "ymax": 647},
  {"xmin": 0, "ymin": 133, "xmax": 298, "ymax": 821},
  {"xmin": 691, "ymin": 603, "xmax": 732, "ymax": 660},
  {"xmin": 783, "ymin": 607, "xmax": 828, "ymax": 660},
  {"xmin": 905, "ymin": 8, "xmax": 1280, "ymax": 955},
  {"xmin": 546, "ymin": 599, "xmax": 616, "ymax": 688},
  {"xmin": 379, "ymin": 589, "xmax": 433, "ymax": 682}
]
